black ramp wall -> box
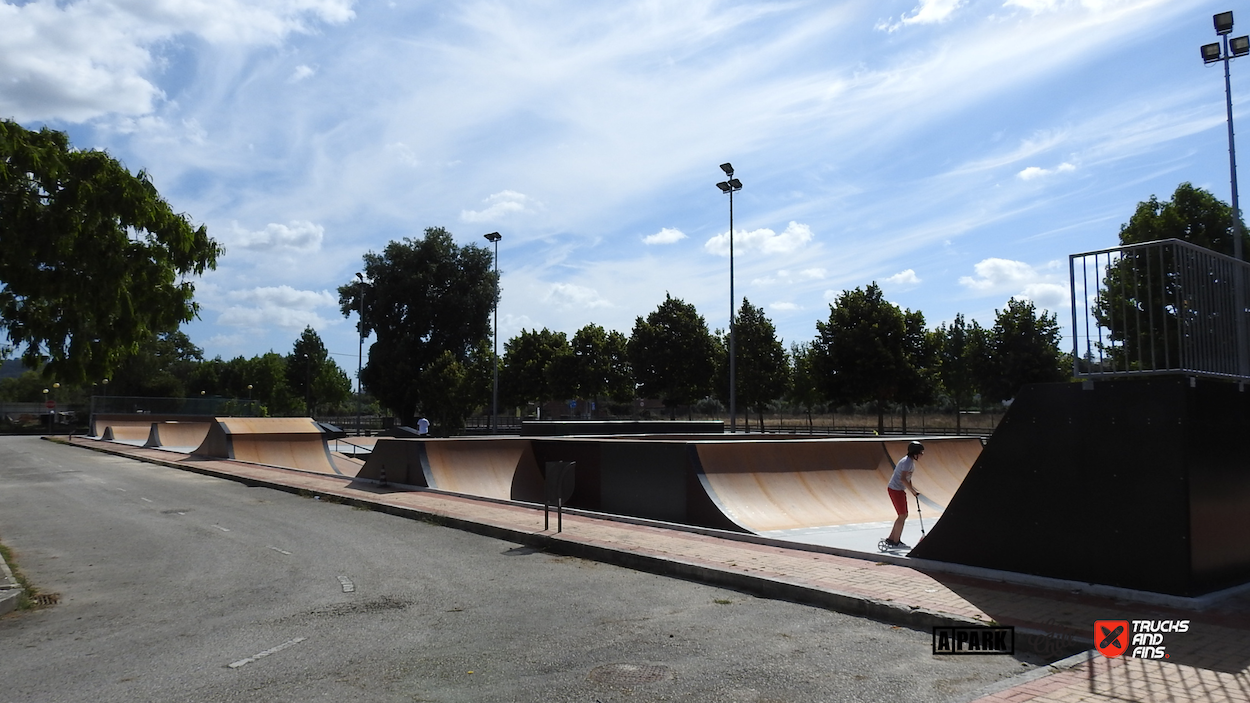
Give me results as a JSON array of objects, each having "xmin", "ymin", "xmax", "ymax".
[{"xmin": 909, "ymin": 377, "xmax": 1250, "ymax": 596}]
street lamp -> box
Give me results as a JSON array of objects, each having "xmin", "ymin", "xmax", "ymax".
[
  {"xmin": 716, "ymin": 163, "xmax": 743, "ymax": 433},
  {"xmin": 356, "ymin": 272, "xmax": 366, "ymax": 436},
  {"xmin": 484, "ymin": 232, "xmax": 502, "ymax": 433},
  {"xmin": 1202, "ymin": 10, "xmax": 1250, "ymax": 376}
]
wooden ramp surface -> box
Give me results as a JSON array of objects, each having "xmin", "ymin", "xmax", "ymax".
[
  {"xmin": 694, "ymin": 437, "xmax": 980, "ymax": 532},
  {"xmin": 422, "ymin": 439, "xmax": 545, "ymax": 503},
  {"xmin": 193, "ymin": 418, "xmax": 340, "ymax": 475},
  {"xmin": 144, "ymin": 421, "xmax": 213, "ymax": 450}
]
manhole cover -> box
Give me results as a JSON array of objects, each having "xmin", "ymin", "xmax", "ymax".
[
  {"xmin": 587, "ymin": 663, "xmax": 672, "ymax": 686},
  {"xmin": 34, "ymin": 593, "xmax": 60, "ymax": 606}
]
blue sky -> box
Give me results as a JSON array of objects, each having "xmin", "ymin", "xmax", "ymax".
[{"xmin": 1, "ymin": 0, "xmax": 1243, "ymax": 374}]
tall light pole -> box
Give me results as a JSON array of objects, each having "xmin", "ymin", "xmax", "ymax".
[
  {"xmin": 1202, "ymin": 11, "xmax": 1250, "ymax": 376},
  {"xmin": 716, "ymin": 164, "xmax": 743, "ymax": 433},
  {"xmin": 484, "ymin": 231, "xmax": 502, "ymax": 433},
  {"xmin": 356, "ymin": 272, "xmax": 366, "ymax": 436}
]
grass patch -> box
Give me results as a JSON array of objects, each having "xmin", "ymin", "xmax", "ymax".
[
  {"xmin": 713, "ymin": 598, "xmax": 733, "ymax": 605},
  {"xmin": 0, "ymin": 541, "xmax": 39, "ymax": 611}
]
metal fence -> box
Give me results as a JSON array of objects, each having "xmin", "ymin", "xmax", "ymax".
[
  {"xmin": 88, "ymin": 395, "xmax": 260, "ymax": 417},
  {"xmin": 1069, "ymin": 238, "xmax": 1250, "ymax": 381}
]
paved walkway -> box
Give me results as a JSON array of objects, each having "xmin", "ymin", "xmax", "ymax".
[{"xmin": 55, "ymin": 436, "xmax": 1250, "ymax": 703}]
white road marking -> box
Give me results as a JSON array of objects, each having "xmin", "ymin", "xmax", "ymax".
[
  {"xmin": 267, "ymin": 546, "xmax": 291, "ymax": 555},
  {"xmin": 227, "ymin": 637, "xmax": 306, "ymax": 669},
  {"xmin": 337, "ymin": 576, "xmax": 355, "ymax": 593},
  {"xmin": 140, "ymin": 497, "xmax": 153, "ymax": 503},
  {"xmin": 213, "ymin": 524, "xmax": 230, "ymax": 532},
  {"xmin": 115, "ymin": 488, "xmax": 127, "ymax": 492}
]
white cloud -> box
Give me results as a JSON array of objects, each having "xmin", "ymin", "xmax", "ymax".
[
  {"xmin": 1017, "ymin": 162, "xmax": 1076, "ymax": 180},
  {"xmin": 460, "ymin": 190, "xmax": 541, "ymax": 223},
  {"xmin": 227, "ymin": 286, "xmax": 337, "ymax": 309},
  {"xmin": 216, "ymin": 286, "xmax": 338, "ymax": 331},
  {"xmin": 231, "ymin": 220, "xmax": 325, "ymax": 252},
  {"xmin": 883, "ymin": 269, "xmax": 922, "ymax": 287},
  {"xmin": 704, "ymin": 222, "xmax": 814, "ymax": 257},
  {"xmin": 643, "ymin": 227, "xmax": 687, "ymax": 245},
  {"xmin": 289, "ymin": 65, "xmax": 316, "ymax": 83},
  {"xmin": 878, "ymin": 0, "xmax": 965, "ymax": 32},
  {"xmin": 752, "ymin": 267, "xmax": 826, "ymax": 287},
  {"xmin": 959, "ymin": 259, "xmax": 1067, "ymax": 310},
  {"xmin": 0, "ymin": 0, "xmax": 355, "ymax": 122},
  {"xmin": 544, "ymin": 283, "xmax": 612, "ymax": 310},
  {"xmin": 770, "ymin": 301, "xmax": 801, "ymax": 311}
]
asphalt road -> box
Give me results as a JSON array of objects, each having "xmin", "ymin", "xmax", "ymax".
[{"xmin": 0, "ymin": 436, "xmax": 1035, "ymax": 702}]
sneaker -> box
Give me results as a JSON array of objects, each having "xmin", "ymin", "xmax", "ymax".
[{"xmin": 893, "ymin": 541, "xmax": 910, "ymax": 550}]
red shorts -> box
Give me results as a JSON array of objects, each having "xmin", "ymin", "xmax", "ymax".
[{"xmin": 888, "ymin": 488, "xmax": 909, "ymax": 516}]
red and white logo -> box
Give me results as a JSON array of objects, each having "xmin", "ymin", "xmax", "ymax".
[{"xmin": 1095, "ymin": 621, "xmax": 1129, "ymax": 658}]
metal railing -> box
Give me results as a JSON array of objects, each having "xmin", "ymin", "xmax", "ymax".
[{"xmin": 1070, "ymin": 238, "xmax": 1250, "ymax": 380}]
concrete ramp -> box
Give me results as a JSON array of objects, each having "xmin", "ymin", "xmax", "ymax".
[{"xmin": 193, "ymin": 417, "xmax": 340, "ymax": 475}]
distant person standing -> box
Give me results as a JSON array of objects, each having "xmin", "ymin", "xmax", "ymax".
[
  {"xmin": 417, "ymin": 417, "xmax": 430, "ymax": 436},
  {"xmin": 885, "ymin": 441, "xmax": 924, "ymax": 549}
]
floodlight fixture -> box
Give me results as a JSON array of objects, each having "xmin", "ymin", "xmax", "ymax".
[
  {"xmin": 728, "ymin": 178, "xmax": 743, "ymax": 189},
  {"xmin": 1202, "ymin": 10, "xmax": 1250, "ymax": 376},
  {"xmin": 484, "ymin": 231, "xmax": 501, "ymax": 243},
  {"xmin": 1216, "ymin": 11, "xmax": 1234, "ymax": 36},
  {"xmin": 716, "ymin": 181, "xmax": 732, "ymax": 193},
  {"xmin": 720, "ymin": 162, "xmax": 734, "ymax": 177}
]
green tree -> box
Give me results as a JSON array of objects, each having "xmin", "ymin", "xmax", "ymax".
[
  {"xmin": 338, "ymin": 228, "xmax": 496, "ymax": 423},
  {"xmin": 501, "ymin": 328, "xmax": 572, "ymax": 411},
  {"xmin": 563, "ymin": 324, "xmax": 634, "ymax": 416},
  {"xmin": 1095, "ymin": 183, "xmax": 1248, "ymax": 371},
  {"xmin": 628, "ymin": 294, "xmax": 716, "ymax": 418},
  {"xmin": 812, "ymin": 283, "xmax": 931, "ymax": 434},
  {"xmin": 786, "ymin": 342, "xmax": 822, "ymax": 433},
  {"xmin": 0, "ymin": 120, "xmax": 221, "ymax": 384},
  {"xmin": 933, "ymin": 314, "xmax": 981, "ymax": 433},
  {"xmin": 978, "ymin": 299, "xmax": 1068, "ymax": 402},
  {"xmin": 108, "ymin": 330, "xmax": 203, "ymax": 398},
  {"xmin": 283, "ymin": 326, "xmax": 350, "ymax": 416},
  {"xmin": 724, "ymin": 299, "xmax": 791, "ymax": 431},
  {"xmin": 419, "ymin": 342, "xmax": 492, "ymax": 435}
]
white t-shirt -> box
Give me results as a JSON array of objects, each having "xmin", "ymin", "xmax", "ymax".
[
  {"xmin": 888, "ymin": 455, "xmax": 915, "ymax": 491},
  {"xmin": 417, "ymin": 418, "xmax": 429, "ymax": 435}
]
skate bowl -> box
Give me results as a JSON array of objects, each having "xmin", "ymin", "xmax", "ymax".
[
  {"xmin": 192, "ymin": 417, "xmax": 342, "ymax": 475},
  {"xmin": 358, "ymin": 435, "xmax": 979, "ymax": 535},
  {"xmin": 908, "ymin": 377, "xmax": 1250, "ymax": 597}
]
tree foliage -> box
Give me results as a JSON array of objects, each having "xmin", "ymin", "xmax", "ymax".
[
  {"xmin": 628, "ymin": 294, "xmax": 716, "ymax": 415},
  {"xmin": 813, "ymin": 283, "xmax": 932, "ymax": 433},
  {"xmin": 500, "ymin": 328, "xmax": 572, "ymax": 409},
  {"xmin": 285, "ymin": 326, "xmax": 351, "ymax": 415},
  {"xmin": 786, "ymin": 341, "xmax": 822, "ymax": 431},
  {"xmin": 566, "ymin": 323, "xmax": 633, "ymax": 407},
  {"xmin": 1095, "ymin": 183, "xmax": 1248, "ymax": 370},
  {"xmin": 933, "ymin": 313, "xmax": 983, "ymax": 431},
  {"xmin": 338, "ymin": 227, "xmax": 496, "ymax": 423},
  {"xmin": 978, "ymin": 299, "xmax": 1067, "ymax": 402},
  {"xmin": 725, "ymin": 299, "xmax": 791, "ymax": 430},
  {"xmin": 421, "ymin": 342, "xmax": 492, "ymax": 435},
  {"xmin": 0, "ymin": 120, "xmax": 221, "ymax": 384}
]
